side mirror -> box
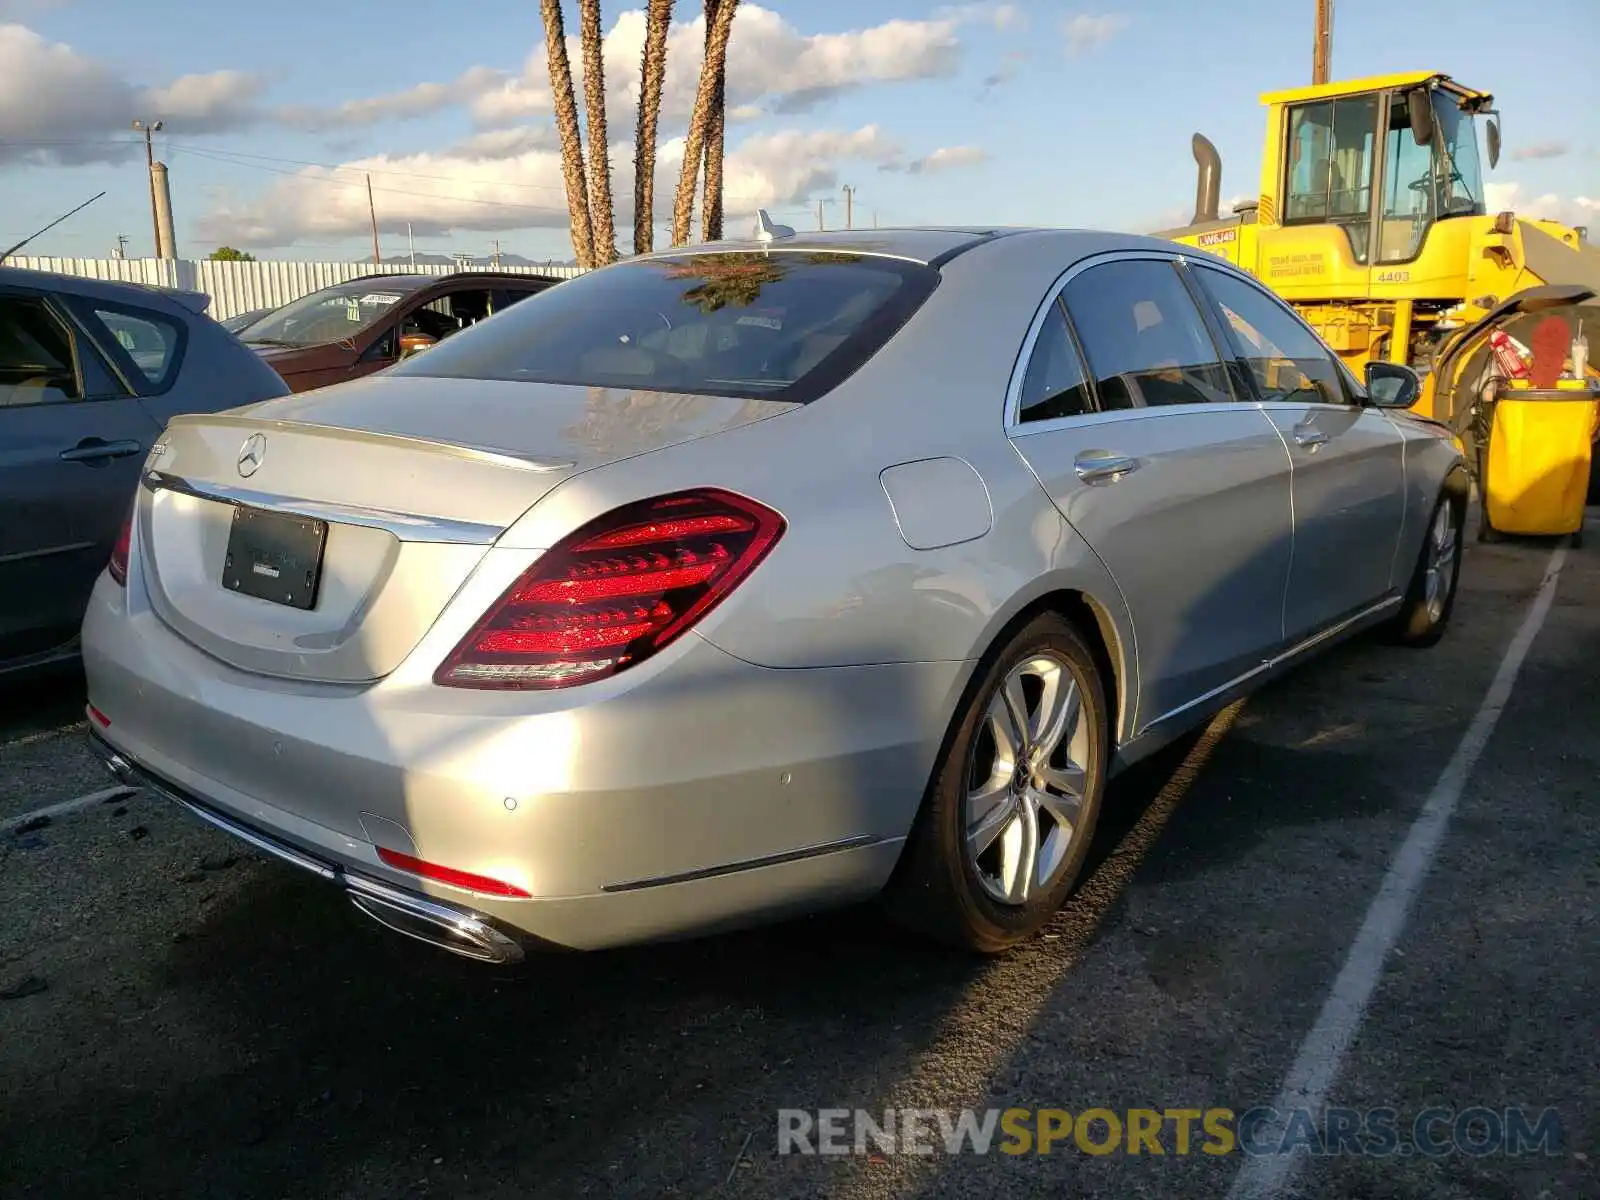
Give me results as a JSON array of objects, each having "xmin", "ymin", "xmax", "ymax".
[
  {"xmin": 1407, "ymin": 88, "xmax": 1435, "ymax": 147},
  {"xmin": 399, "ymin": 332, "xmax": 438, "ymax": 359},
  {"xmin": 1365, "ymin": 360, "xmax": 1421, "ymax": 408},
  {"xmin": 1485, "ymin": 116, "xmax": 1501, "ymax": 169}
]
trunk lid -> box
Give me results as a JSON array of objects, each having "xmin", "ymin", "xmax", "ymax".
[{"xmin": 138, "ymin": 375, "xmax": 791, "ymax": 683}]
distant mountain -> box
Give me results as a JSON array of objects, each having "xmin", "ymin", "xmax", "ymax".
[{"xmin": 369, "ymin": 252, "xmax": 580, "ymax": 268}]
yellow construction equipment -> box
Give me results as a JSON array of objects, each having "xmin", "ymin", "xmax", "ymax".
[{"xmin": 1156, "ymin": 70, "xmax": 1600, "ymax": 433}]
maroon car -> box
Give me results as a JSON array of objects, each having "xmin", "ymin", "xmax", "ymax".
[{"xmin": 234, "ymin": 271, "xmax": 563, "ymax": 392}]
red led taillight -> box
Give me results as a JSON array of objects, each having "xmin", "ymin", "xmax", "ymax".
[
  {"xmin": 108, "ymin": 507, "xmax": 132, "ymax": 587},
  {"xmin": 434, "ymin": 488, "xmax": 785, "ymax": 690}
]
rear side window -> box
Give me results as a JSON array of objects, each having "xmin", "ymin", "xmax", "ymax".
[
  {"xmin": 1192, "ymin": 266, "xmax": 1348, "ymax": 404},
  {"xmin": 394, "ymin": 252, "xmax": 940, "ymax": 403},
  {"xmin": 82, "ymin": 302, "xmax": 185, "ymax": 393},
  {"xmin": 0, "ymin": 296, "xmax": 82, "ymax": 406},
  {"xmin": 1017, "ymin": 300, "xmax": 1094, "ymax": 423},
  {"xmin": 1062, "ymin": 259, "xmax": 1235, "ymax": 408}
]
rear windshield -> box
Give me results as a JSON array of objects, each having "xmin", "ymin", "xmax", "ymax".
[{"xmin": 392, "ymin": 251, "xmax": 939, "ymax": 403}]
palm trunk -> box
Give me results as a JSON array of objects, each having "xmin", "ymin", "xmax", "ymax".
[
  {"xmin": 700, "ymin": 0, "xmax": 732, "ymax": 241},
  {"xmin": 633, "ymin": 0, "xmax": 673, "ymax": 255},
  {"xmin": 669, "ymin": 0, "xmax": 737, "ymax": 246},
  {"xmin": 541, "ymin": 0, "xmax": 595, "ymax": 267},
  {"xmin": 578, "ymin": 0, "xmax": 617, "ymax": 265}
]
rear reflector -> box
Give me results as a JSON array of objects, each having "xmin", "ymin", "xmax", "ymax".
[
  {"xmin": 88, "ymin": 705, "xmax": 111, "ymax": 728},
  {"xmin": 434, "ymin": 488, "xmax": 785, "ymax": 690},
  {"xmin": 376, "ymin": 847, "xmax": 533, "ymax": 898}
]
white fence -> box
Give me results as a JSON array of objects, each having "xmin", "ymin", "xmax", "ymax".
[{"xmin": 5, "ymin": 257, "xmax": 589, "ymax": 321}]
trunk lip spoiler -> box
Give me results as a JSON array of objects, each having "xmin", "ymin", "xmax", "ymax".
[
  {"xmin": 141, "ymin": 469, "xmax": 507, "ymax": 546},
  {"xmin": 164, "ymin": 412, "xmax": 578, "ymax": 475}
]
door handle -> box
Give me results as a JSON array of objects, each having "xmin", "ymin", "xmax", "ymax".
[
  {"xmin": 1074, "ymin": 451, "xmax": 1140, "ymax": 484},
  {"xmin": 1292, "ymin": 423, "xmax": 1329, "ymax": 449},
  {"xmin": 59, "ymin": 438, "xmax": 144, "ymax": 464}
]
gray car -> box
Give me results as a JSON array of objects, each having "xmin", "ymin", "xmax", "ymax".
[
  {"xmin": 81, "ymin": 223, "xmax": 1467, "ymax": 963},
  {"xmin": 0, "ymin": 267, "xmax": 290, "ymax": 678}
]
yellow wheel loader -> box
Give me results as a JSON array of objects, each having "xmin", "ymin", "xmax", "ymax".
[{"xmin": 1156, "ymin": 70, "xmax": 1600, "ymax": 439}]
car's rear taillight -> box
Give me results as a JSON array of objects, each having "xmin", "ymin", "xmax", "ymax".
[
  {"xmin": 434, "ymin": 488, "xmax": 785, "ymax": 690},
  {"xmin": 108, "ymin": 507, "xmax": 133, "ymax": 587}
]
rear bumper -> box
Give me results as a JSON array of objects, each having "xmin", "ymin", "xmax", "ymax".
[
  {"xmin": 81, "ymin": 568, "xmax": 962, "ymax": 952},
  {"xmin": 90, "ymin": 726, "xmax": 530, "ymax": 964}
]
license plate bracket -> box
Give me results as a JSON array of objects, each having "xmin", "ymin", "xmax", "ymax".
[{"xmin": 222, "ymin": 505, "xmax": 328, "ymax": 611}]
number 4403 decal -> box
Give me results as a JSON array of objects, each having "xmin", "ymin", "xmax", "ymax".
[{"xmin": 1376, "ymin": 269, "xmax": 1411, "ymax": 283}]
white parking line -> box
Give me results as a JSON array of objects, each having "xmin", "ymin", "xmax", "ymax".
[
  {"xmin": 1225, "ymin": 545, "xmax": 1569, "ymax": 1200},
  {"xmin": 0, "ymin": 785, "xmax": 139, "ymax": 835}
]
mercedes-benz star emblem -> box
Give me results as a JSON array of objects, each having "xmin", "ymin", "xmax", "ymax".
[{"xmin": 237, "ymin": 433, "xmax": 267, "ymax": 478}]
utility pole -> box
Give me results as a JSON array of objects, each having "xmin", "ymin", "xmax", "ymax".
[
  {"xmin": 817, "ymin": 199, "xmax": 825, "ymax": 230},
  {"xmin": 841, "ymin": 184, "xmax": 855, "ymax": 230},
  {"xmin": 1312, "ymin": 0, "xmax": 1333, "ymax": 85},
  {"xmin": 113, "ymin": 235, "xmax": 129, "ymax": 260},
  {"xmin": 407, "ymin": 221, "xmax": 416, "ymax": 267},
  {"xmin": 366, "ymin": 174, "xmax": 381, "ymax": 263},
  {"xmin": 131, "ymin": 119, "xmax": 163, "ymax": 255},
  {"xmin": 492, "ymin": 238, "xmax": 502, "ymax": 268}
]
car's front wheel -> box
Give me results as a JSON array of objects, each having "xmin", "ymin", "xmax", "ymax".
[{"xmin": 883, "ymin": 611, "xmax": 1109, "ymax": 953}]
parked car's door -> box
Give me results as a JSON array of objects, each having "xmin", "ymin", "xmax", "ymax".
[
  {"xmin": 1188, "ymin": 263, "xmax": 1406, "ymax": 642},
  {"xmin": 0, "ymin": 290, "xmax": 157, "ymax": 664},
  {"xmin": 1006, "ymin": 254, "xmax": 1296, "ymax": 731}
]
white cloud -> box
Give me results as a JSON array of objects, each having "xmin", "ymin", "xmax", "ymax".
[
  {"xmin": 882, "ymin": 145, "xmax": 990, "ymax": 175},
  {"xmin": 197, "ymin": 124, "xmax": 908, "ymax": 248},
  {"xmin": 1062, "ymin": 13, "xmax": 1128, "ymax": 57},
  {"xmin": 471, "ymin": 4, "xmax": 970, "ymax": 129},
  {"xmin": 277, "ymin": 66, "xmax": 507, "ymax": 132},
  {"xmin": 0, "ymin": 23, "xmax": 265, "ymax": 163},
  {"xmin": 1508, "ymin": 140, "xmax": 1570, "ymax": 162},
  {"xmin": 1485, "ymin": 182, "xmax": 1599, "ymax": 229}
]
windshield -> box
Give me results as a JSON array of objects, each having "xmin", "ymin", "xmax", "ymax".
[
  {"xmin": 238, "ymin": 282, "xmax": 416, "ymax": 347},
  {"xmin": 392, "ymin": 251, "xmax": 940, "ymax": 403},
  {"xmin": 1432, "ymin": 95, "xmax": 1485, "ymax": 216}
]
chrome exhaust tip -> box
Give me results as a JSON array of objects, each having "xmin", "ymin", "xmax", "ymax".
[{"xmin": 345, "ymin": 877, "xmax": 526, "ymax": 966}]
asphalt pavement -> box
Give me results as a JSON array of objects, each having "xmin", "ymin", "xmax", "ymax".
[{"xmin": 0, "ymin": 513, "xmax": 1594, "ymax": 1200}]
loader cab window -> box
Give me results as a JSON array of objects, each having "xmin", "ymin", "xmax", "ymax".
[
  {"xmin": 1284, "ymin": 95, "xmax": 1379, "ymax": 264},
  {"xmin": 1378, "ymin": 92, "xmax": 1488, "ymax": 264}
]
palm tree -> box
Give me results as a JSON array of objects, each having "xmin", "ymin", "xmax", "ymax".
[
  {"xmin": 578, "ymin": 0, "xmax": 617, "ymax": 264},
  {"xmin": 700, "ymin": 0, "xmax": 730, "ymax": 241},
  {"xmin": 670, "ymin": 0, "xmax": 738, "ymax": 246},
  {"xmin": 632, "ymin": 0, "xmax": 674, "ymax": 254},
  {"xmin": 541, "ymin": 0, "xmax": 595, "ymax": 266}
]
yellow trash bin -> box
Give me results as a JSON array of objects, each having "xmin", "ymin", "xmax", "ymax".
[{"xmin": 1480, "ymin": 379, "xmax": 1598, "ymax": 546}]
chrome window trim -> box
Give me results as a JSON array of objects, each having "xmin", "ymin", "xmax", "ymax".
[
  {"xmin": 1003, "ymin": 248, "xmax": 1249, "ymax": 434},
  {"xmin": 141, "ymin": 469, "xmax": 506, "ymax": 545}
]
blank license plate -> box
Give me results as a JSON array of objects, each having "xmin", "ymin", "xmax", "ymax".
[{"xmin": 222, "ymin": 505, "xmax": 327, "ymax": 610}]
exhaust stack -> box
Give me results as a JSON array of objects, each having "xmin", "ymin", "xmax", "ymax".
[{"xmin": 1192, "ymin": 134, "xmax": 1222, "ymax": 224}]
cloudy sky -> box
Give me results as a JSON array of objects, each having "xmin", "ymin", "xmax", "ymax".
[{"xmin": 1, "ymin": 0, "xmax": 1594, "ymax": 262}]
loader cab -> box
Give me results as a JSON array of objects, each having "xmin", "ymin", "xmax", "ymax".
[{"xmin": 1277, "ymin": 73, "xmax": 1496, "ymax": 268}]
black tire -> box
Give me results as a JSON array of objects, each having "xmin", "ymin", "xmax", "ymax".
[
  {"xmin": 880, "ymin": 611, "xmax": 1109, "ymax": 953},
  {"xmin": 1386, "ymin": 485, "xmax": 1466, "ymax": 647}
]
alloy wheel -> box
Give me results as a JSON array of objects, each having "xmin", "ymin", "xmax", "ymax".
[{"xmin": 963, "ymin": 652, "xmax": 1092, "ymax": 906}]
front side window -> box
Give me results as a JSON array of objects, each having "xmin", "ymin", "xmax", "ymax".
[
  {"xmin": 1378, "ymin": 92, "xmax": 1438, "ymax": 264},
  {"xmin": 1017, "ymin": 300, "xmax": 1093, "ymax": 423},
  {"xmin": 0, "ymin": 296, "xmax": 81, "ymax": 406},
  {"xmin": 1061, "ymin": 260, "xmax": 1234, "ymax": 409},
  {"xmin": 394, "ymin": 252, "xmax": 939, "ymax": 403},
  {"xmin": 1195, "ymin": 267, "xmax": 1347, "ymax": 405},
  {"xmin": 1432, "ymin": 93, "xmax": 1485, "ymax": 217}
]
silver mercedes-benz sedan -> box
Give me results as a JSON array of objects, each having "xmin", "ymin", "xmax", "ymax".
[{"xmin": 82, "ymin": 221, "xmax": 1468, "ymax": 964}]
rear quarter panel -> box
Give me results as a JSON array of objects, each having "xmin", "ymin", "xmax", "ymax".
[{"xmin": 493, "ymin": 233, "xmax": 1141, "ymax": 727}]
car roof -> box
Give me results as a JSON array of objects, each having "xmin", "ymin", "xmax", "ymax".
[
  {"xmin": 630, "ymin": 225, "xmax": 1189, "ymax": 269},
  {"xmin": 0, "ymin": 265, "xmax": 210, "ymax": 315}
]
